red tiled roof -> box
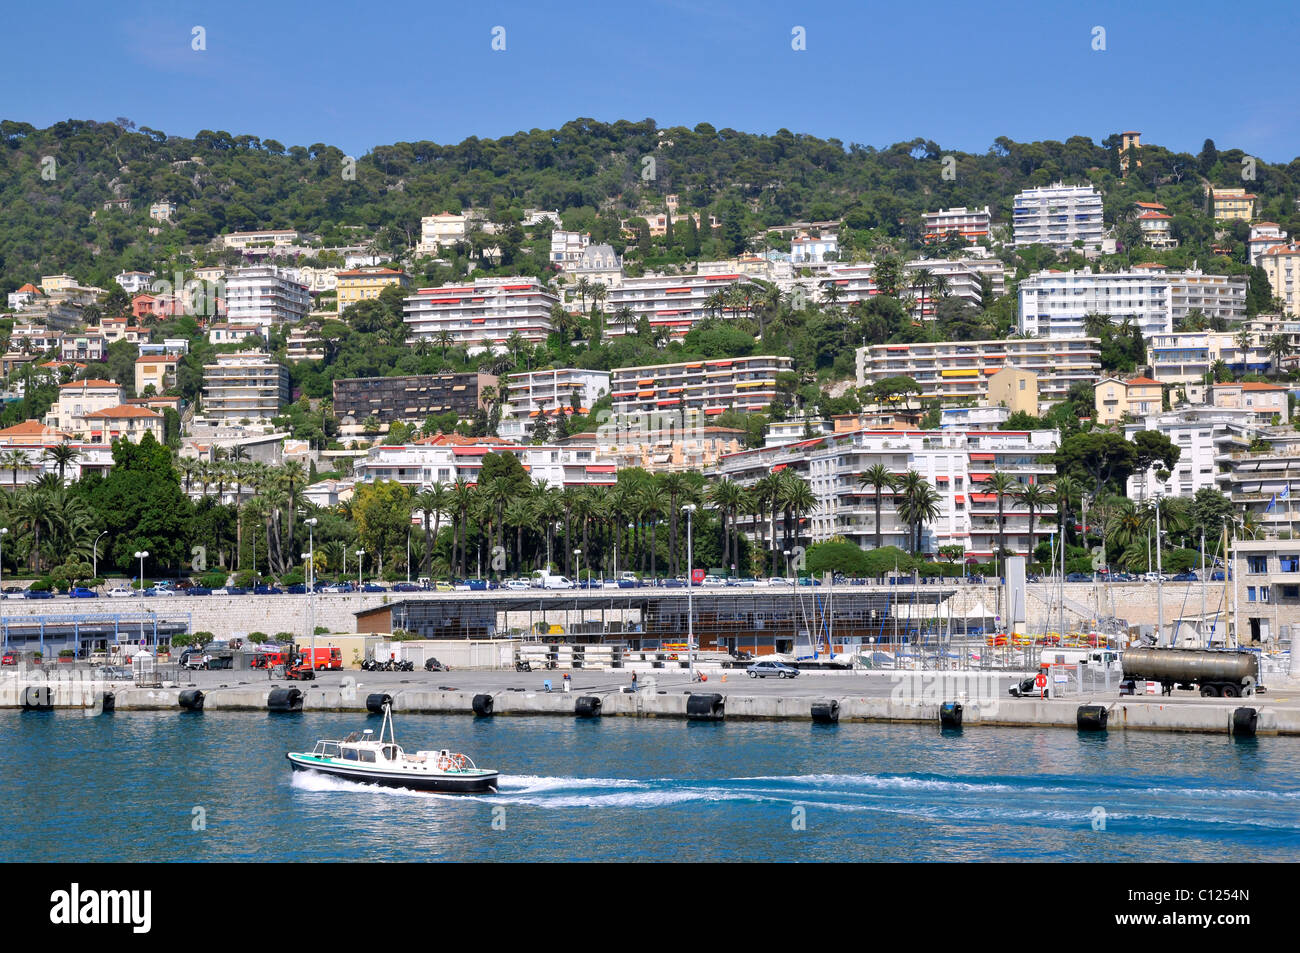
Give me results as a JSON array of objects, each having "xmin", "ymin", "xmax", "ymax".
[
  {"xmin": 1124, "ymin": 377, "xmax": 1161, "ymax": 386},
  {"xmin": 86, "ymin": 406, "xmax": 163, "ymax": 419},
  {"xmin": 60, "ymin": 379, "xmax": 118, "ymax": 389},
  {"xmin": 15, "ymin": 283, "xmax": 40, "ymax": 294}
]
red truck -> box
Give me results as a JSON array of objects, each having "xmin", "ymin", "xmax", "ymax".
[{"xmin": 300, "ymin": 647, "xmax": 343, "ymax": 671}]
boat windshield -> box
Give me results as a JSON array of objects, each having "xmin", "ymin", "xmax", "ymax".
[{"xmin": 312, "ymin": 741, "xmax": 342, "ymax": 757}]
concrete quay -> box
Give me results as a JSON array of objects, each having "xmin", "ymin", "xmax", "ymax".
[{"xmin": 6, "ymin": 668, "xmax": 1300, "ymax": 737}]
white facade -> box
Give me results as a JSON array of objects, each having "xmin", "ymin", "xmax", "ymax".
[
  {"xmin": 415, "ymin": 212, "xmax": 469, "ymax": 257},
  {"xmin": 856, "ymin": 337, "xmax": 1101, "ymax": 407},
  {"xmin": 550, "ymin": 230, "xmax": 590, "ymax": 269},
  {"xmin": 1248, "ymin": 223, "xmax": 1289, "ymax": 267},
  {"xmin": 354, "ymin": 438, "xmax": 617, "ymax": 490},
  {"xmin": 1125, "ymin": 409, "xmax": 1256, "ymax": 500},
  {"xmin": 790, "ymin": 233, "xmax": 839, "ymax": 263},
  {"xmin": 403, "ymin": 277, "xmax": 558, "ymax": 354},
  {"xmin": 814, "ymin": 257, "xmax": 1006, "ymax": 320},
  {"xmin": 719, "ymin": 428, "xmax": 1059, "ymax": 558},
  {"xmin": 1148, "ymin": 331, "xmax": 1270, "ymax": 384},
  {"xmin": 1012, "ymin": 183, "xmax": 1104, "ymax": 251},
  {"xmin": 1017, "ymin": 268, "xmax": 1247, "ymax": 339},
  {"xmin": 922, "ymin": 207, "xmax": 991, "ymax": 244},
  {"xmin": 222, "ymin": 230, "xmax": 299, "ymax": 249},
  {"xmin": 113, "ymin": 271, "xmax": 155, "ymax": 294},
  {"xmin": 224, "ymin": 266, "xmax": 310, "ymax": 329},
  {"xmin": 201, "ymin": 352, "xmax": 290, "ymax": 421},
  {"xmin": 610, "ymin": 355, "xmax": 793, "ymax": 423},
  {"xmin": 605, "ymin": 273, "xmax": 763, "ymax": 341},
  {"xmin": 501, "ymin": 368, "xmax": 610, "ymax": 439}
]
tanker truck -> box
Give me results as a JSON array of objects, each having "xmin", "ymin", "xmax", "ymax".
[{"xmin": 1120, "ymin": 648, "xmax": 1260, "ymax": 698}]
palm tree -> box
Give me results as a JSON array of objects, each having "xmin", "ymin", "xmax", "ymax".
[
  {"xmin": 504, "ymin": 497, "xmax": 533, "ymax": 575},
  {"xmin": 415, "ymin": 486, "xmax": 448, "ymax": 577},
  {"xmin": 659, "ymin": 472, "xmax": 689, "ymax": 576},
  {"xmin": 707, "ymin": 478, "xmax": 745, "ymax": 573},
  {"xmin": 449, "ymin": 479, "xmax": 475, "ymax": 576},
  {"xmin": 909, "ymin": 268, "xmax": 934, "ymax": 319},
  {"xmin": 858, "ymin": 464, "xmax": 897, "ymax": 549},
  {"xmin": 1050, "ymin": 476, "xmax": 1083, "ymax": 564},
  {"xmin": 3, "ymin": 450, "xmax": 29, "ymax": 489},
  {"xmin": 44, "ymin": 444, "xmax": 79, "ymax": 483},
  {"xmin": 1266, "ymin": 333, "xmax": 1293, "ymax": 375},
  {"xmin": 754, "ymin": 472, "xmax": 784, "ymax": 576},
  {"xmin": 776, "ymin": 471, "xmax": 817, "ymax": 557},
  {"xmin": 981, "ymin": 472, "xmax": 1020, "ymax": 558},
  {"xmin": 639, "ymin": 481, "xmax": 666, "ymax": 579},
  {"xmin": 1016, "ymin": 483, "xmax": 1051, "ymax": 564},
  {"xmin": 898, "ymin": 476, "xmax": 942, "ymax": 556}
]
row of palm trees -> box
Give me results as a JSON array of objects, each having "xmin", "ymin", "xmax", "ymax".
[
  {"xmin": 332, "ymin": 468, "xmax": 824, "ymax": 581},
  {"xmin": 0, "ymin": 476, "xmax": 98, "ymax": 573}
]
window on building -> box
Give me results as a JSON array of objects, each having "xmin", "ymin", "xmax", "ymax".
[
  {"xmin": 1247, "ymin": 587, "xmax": 1257, "ymax": 602},
  {"xmin": 1248, "ymin": 556, "xmax": 1268, "ymax": 574},
  {"xmin": 1281, "ymin": 555, "xmax": 1300, "ymax": 573}
]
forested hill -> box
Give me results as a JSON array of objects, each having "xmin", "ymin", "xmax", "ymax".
[{"xmin": 2, "ymin": 116, "xmax": 1298, "ymax": 289}]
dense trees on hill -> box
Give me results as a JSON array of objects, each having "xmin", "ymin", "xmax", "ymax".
[{"xmin": 3, "ymin": 117, "xmax": 1299, "ymax": 294}]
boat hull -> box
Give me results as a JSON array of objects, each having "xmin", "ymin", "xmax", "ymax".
[{"xmin": 286, "ymin": 753, "xmax": 498, "ymax": 794}]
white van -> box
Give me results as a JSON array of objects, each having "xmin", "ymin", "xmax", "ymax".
[{"xmin": 532, "ymin": 571, "xmax": 574, "ymax": 590}]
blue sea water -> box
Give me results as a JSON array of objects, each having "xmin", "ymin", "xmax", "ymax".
[{"xmin": 3, "ymin": 710, "xmax": 1298, "ymax": 862}]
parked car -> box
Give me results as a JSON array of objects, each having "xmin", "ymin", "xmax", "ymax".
[
  {"xmin": 320, "ymin": 583, "xmax": 353, "ymax": 594},
  {"xmin": 390, "ymin": 582, "xmax": 421, "ymax": 593},
  {"xmin": 361, "ymin": 583, "xmax": 387, "ymax": 593},
  {"xmin": 23, "ymin": 589, "xmax": 54, "ymax": 600},
  {"xmin": 285, "ymin": 583, "xmax": 308, "ymax": 594},
  {"xmin": 69, "ymin": 587, "xmax": 99, "ymax": 598},
  {"xmin": 144, "ymin": 587, "xmax": 176, "ymax": 597},
  {"xmin": 253, "ymin": 584, "xmax": 284, "ymax": 595},
  {"xmin": 462, "ymin": 579, "xmax": 488, "ymax": 591},
  {"xmin": 431, "ymin": 581, "xmax": 454, "ymax": 592},
  {"xmin": 1171, "ymin": 572, "xmax": 1199, "ymax": 582},
  {"xmin": 661, "ymin": 578, "xmax": 685, "ymax": 588},
  {"xmin": 186, "ymin": 586, "xmax": 213, "ymax": 596},
  {"xmin": 1065, "ymin": 572, "xmax": 1093, "ymax": 583},
  {"xmin": 746, "ymin": 659, "xmax": 800, "ymax": 679},
  {"xmin": 107, "ymin": 587, "xmax": 134, "ymax": 598},
  {"xmin": 1210, "ymin": 570, "xmax": 1232, "ymax": 581},
  {"xmin": 93, "ymin": 665, "xmax": 133, "ymax": 680},
  {"xmin": 503, "ymin": 579, "xmax": 531, "ymax": 591}
]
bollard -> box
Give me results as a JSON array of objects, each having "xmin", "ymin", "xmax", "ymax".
[
  {"xmin": 1231, "ymin": 707, "xmax": 1258, "ymax": 738},
  {"xmin": 939, "ymin": 701, "xmax": 963, "ymax": 729},
  {"xmin": 1077, "ymin": 705, "xmax": 1108, "ymax": 731},
  {"xmin": 23, "ymin": 685, "xmax": 53, "ymax": 710},
  {"xmin": 686, "ymin": 693, "xmax": 725, "ymax": 721},
  {"xmin": 268, "ymin": 687, "xmax": 303, "ymax": 713},
  {"xmin": 178, "ymin": 689, "xmax": 205, "ymax": 712},
  {"xmin": 810, "ymin": 699, "xmax": 839, "ymax": 724},
  {"xmin": 574, "ymin": 695, "xmax": 602, "ymax": 718},
  {"xmin": 472, "ymin": 693, "xmax": 494, "ymax": 717},
  {"xmin": 365, "ymin": 693, "xmax": 392, "ymax": 715}
]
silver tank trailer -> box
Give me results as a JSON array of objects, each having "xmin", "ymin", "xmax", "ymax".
[{"xmin": 1122, "ymin": 648, "xmax": 1257, "ymax": 685}]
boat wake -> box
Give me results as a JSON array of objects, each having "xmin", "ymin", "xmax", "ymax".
[{"xmin": 290, "ymin": 769, "xmax": 1300, "ymax": 832}]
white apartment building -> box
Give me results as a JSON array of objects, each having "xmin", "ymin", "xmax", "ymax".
[
  {"xmin": 113, "ymin": 270, "xmax": 156, "ymax": 295},
  {"xmin": 1012, "ymin": 183, "xmax": 1105, "ymax": 252},
  {"xmin": 1248, "ymin": 223, "xmax": 1288, "ymax": 267},
  {"xmin": 403, "ymin": 277, "xmax": 558, "ymax": 354},
  {"xmin": 354, "ymin": 434, "xmax": 617, "ymax": 490},
  {"xmin": 790, "ymin": 232, "xmax": 839, "ymax": 263},
  {"xmin": 224, "ymin": 266, "xmax": 310, "ymax": 329},
  {"xmin": 605, "ymin": 273, "xmax": 763, "ymax": 341},
  {"xmin": 592, "ymin": 426, "xmax": 748, "ymax": 474},
  {"xmin": 1125, "ymin": 408, "xmax": 1257, "ymax": 500},
  {"xmin": 500, "ymin": 368, "xmax": 610, "ymax": 440},
  {"xmin": 208, "ymin": 323, "xmax": 265, "ymax": 346},
  {"xmin": 1017, "ymin": 268, "xmax": 1247, "ymax": 338},
  {"xmin": 221, "ymin": 229, "xmax": 299, "ymax": 249},
  {"xmin": 1135, "ymin": 202, "xmax": 1177, "ymax": 249},
  {"xmin": 856, "ymin": 337, "xmax": 1101, "ymax": 407},
  {"xmin": 718, "ymin": 428, "xmax": 1059, "ymax": 558},
  {"xmin": 1215, "ymin": 429, "xmax": 1300, "ymax": 540},
  {"xmin": 922, "ymin": 207, "xmax": 991, "ymax": 245},
  {"xmin": 815, "ymin": 257, "xmax": 1006, "ymax": 320},
  {"xmin": 610, "ymin": 355, "xmax": 793, "ymax": 424},
  {"xmin": 1148, "ymin": 331, "xmax": 1270, "ymax": 385},
  {"xmin": 415, "ymin": 212, "xmax": 469, "ymax": 257},
  {"xmin": 201, "ymin": 352, "xmax": 290, "ymax": 421},
  {"xmin": 550, "ymin": 230, "xmax": 590, "ymax": 270},
  {"xmin": 568, "ymin": 244, "xmax": 624, "ymax": 288}
]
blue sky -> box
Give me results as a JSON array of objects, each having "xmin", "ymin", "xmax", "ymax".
[{"xmin": 5, "ymin": 0, "xmax": 1299, "ymax": 161}]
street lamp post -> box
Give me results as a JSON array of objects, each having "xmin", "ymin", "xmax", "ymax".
[
  {"xmin": 0, "ymin": 527, "xmax": 7, "ymax": 651},
  {"xmin": 303, "ymin": 516, "xmax": 318, "ymax": 666},
  {"xmin": 574, "ymin": 549, "xmax": 582, "ymax": 589},
  {"xmin": 356, "ymin": 550, "xmax": 365, "ymax": 590},
  {"xmin": 134, "ymin": 550, "xmax": 149, "ymax": 649},
  {"xmin": 683, "ymin": 504, "xmax": 697, "ymax": 680},
  {"xmin": 93, "ymin": 531, "xmax": 107, "ymax": 586}
]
